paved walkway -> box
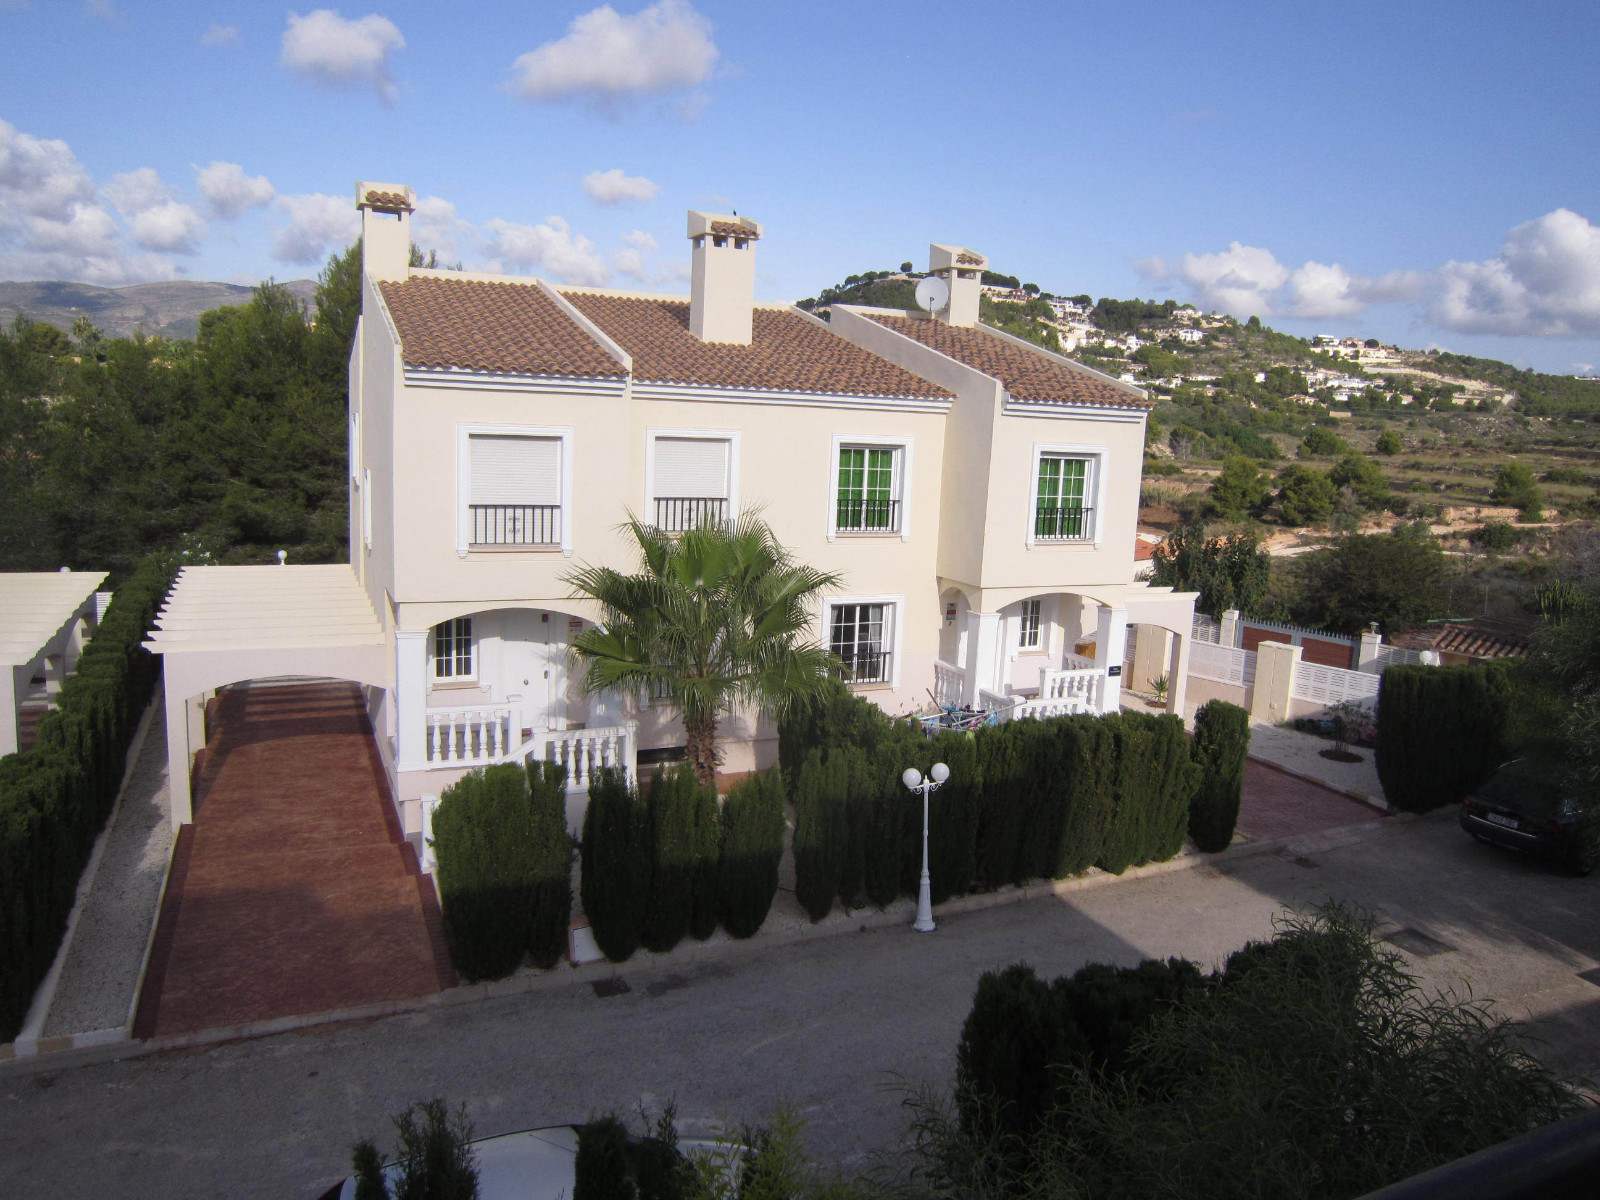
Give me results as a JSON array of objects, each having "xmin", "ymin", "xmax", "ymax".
[
  {"xmin": 1236, "ymin": 757, "xmax": 1384, "ymax": 843},
  {"xmin": 132, "ymin": 682, "xmax": 454, "ymax": 1039}
]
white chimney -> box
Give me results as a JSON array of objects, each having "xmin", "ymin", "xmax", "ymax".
[
  {"xmin": 927, "ymin": 243, "xmax": 986, "ymax": 326},
  {"xmin": 687, "ymin": 210, "xmax": 762, "ymax": 345},
  {"xmin": 355, "ymin": 181, "xmax": 415, "ymax": 282}
]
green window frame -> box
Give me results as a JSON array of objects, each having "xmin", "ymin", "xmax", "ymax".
[
  {"xmin": 836, "ymin": 445, "xmax": 899, "ymax": 532},
  {"xmin": 1035, "ymin": 455, "xmax": 1090, "ymax": 540}
]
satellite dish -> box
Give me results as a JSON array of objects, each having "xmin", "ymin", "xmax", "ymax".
[{"xmin": 915, "ymin": 275, "xmax": 950, "ymax": 313}]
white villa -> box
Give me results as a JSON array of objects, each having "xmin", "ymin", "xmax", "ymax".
[{"xmin": 148, "ymin": 182, "xmax": 1197, "ymax": 844}]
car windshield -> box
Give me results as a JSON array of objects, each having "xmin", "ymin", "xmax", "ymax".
[{"xmin": 1475, "ymin": 760, "xmax": 1583, "ymax": 820}]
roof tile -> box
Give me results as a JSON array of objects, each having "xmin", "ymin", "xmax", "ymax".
[
  {"xmin": 562, "ymin": 293, "xmax": 951, "ymax": 399},
  {"xmin": 868, "ymin": 313, "xmax": 1150, "ymax": 409},
  {"xmin": 378, "ymin": 276, "xmax": 627, "ymax": 379}
]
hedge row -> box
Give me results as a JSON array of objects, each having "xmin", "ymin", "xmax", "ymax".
[
  {"xmin": 1375, "ymin": 663, "xmax": 1510, "ymax": 812},
  {"xmin": 784, "ymin": 686, "xmax": 1206, "ymax": 921},
  {"xmin": 581, "ymin": 764, "xmax": 788, "ymax": 962},
  {"xmin": 1188, "ymin": 699, "xmax": 1251, "ymax": 852},
  {"xmin": 432, "ymin": 759, "xmax": 573, "ymax": 981},
  {"xmin": 0, "ymin": 555, "xmax": 176, "ymax": 1042}
]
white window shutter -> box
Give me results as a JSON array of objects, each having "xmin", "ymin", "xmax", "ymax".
[
  {"xmin": 653, "ymin": 438, "xmax": 729, "ymax": 498},
  {"xmin": 470, "ymin": 435, "xmax": 560, "ymax": 505}
]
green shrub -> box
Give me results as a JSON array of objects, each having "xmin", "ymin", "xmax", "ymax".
[
  {"xmin": 1298, "ymin": 427, "xmax": 1349, "ymax": 458},
  {"xmin": 1188, "ymin": 700, "xmax": 1251, "ymax": 852},
  {"xmin": 525, "ymin": 760, "xmax": 573, "ymax": 970},
  {"xmin": 792, "ymin": 750, "xmax": 845, "ymax": 921},
  {"xmin": 1469, "ymin": 521, "xmax": 1522, "ymax": 552},
  {"xmin": 348, "ymin": 1099, "xmax": 480, "ymax": 1200},
  {"xmin": 580, "ymin": 767, "xmax": 650, "ymax": 962},
  {"xmin": 574, "ymin": 1115, "xmax": 636, "ymax": 1200},
  {"xmin": 718, "ymin": 769, "xmax": 786, "ymax": 938},
  {"xmin": 432, "ymin": 764, "xmax": 540, "ymax": 981},
  {"xmin": 1376, "ymin": 664, "xmax": 1511, "ymax": 813},
  {"xmin": 0, "ymin": 554, "xmax": 175, "ymax": 1041},
  {"xmin": 918, "ymin": 731, "xmax": 981, "ymax": 904},
  {"xmin": 687, "ymin": 776, "xmax": 720, "ymax": 942},
  {"xmin": 1096, "ymin": 713, "xmax": 1198, "ymax": 875},
  {"xmin": 859, "ymin": 757, "xmax": 906, "ymax": 909},
  {"xmin": 1374, "ymin": 429, "xmax": 1403, "ymax": 455},
  {"xmin": 956, "ymin": 963, "xmax": 1085, "ymax": 1145},
  {"xmin": 641, "ymin": 765, "xmax": 699, "ymax": 954}
]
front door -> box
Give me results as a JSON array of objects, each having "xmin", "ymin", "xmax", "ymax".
[{"xmin": 500, "ymin": 611, "xmax": 566, "ymax": 734}]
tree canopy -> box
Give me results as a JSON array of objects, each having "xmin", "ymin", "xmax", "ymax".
[
  {"xmin": 1292, "ymin": 524, "xmax": 1450, "ymax": 633},
  {"xmin": 1146, "ymin": 522, "xmax": 1272, "ymax": 618}
]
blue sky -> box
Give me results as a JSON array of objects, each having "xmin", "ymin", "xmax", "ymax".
[{"xmin": 2, "ymin": 0, "xmax": 1598, "ymax": 372}]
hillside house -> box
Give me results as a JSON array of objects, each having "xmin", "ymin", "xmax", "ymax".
[{"xmin": 148, "ymin": 183, "xmax": 1196, "ymax": 844}]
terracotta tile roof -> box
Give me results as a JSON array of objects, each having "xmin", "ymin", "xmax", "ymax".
[
  {"xmin": 867, "ymin": 314, "xmax": 1151, "ymax": 409},
  {"xmin": 709, "ymin": 220, "xmax": 760, "ymax": 240},
  {"xmin": 378, "ymin": 276, "xmax": 627, "ymax": 379},
  {"xmin": 1389, "ymin": 620, "xmax": 1529, "ymax": 661},
  {"xmin": 362, "ymin": 189, "xmax": 413, "ymax": 212},
  {"xmin": 560, "ymin": 293, "xmax": 952, "ymax": 399},
  {"xmin": 956, "ymin": 252, "xmax": 984, "ymax": 266}
]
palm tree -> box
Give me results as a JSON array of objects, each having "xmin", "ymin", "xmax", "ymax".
[{"xmin": 565, "ymin": 516, "xmax": 844, "ymax": 787}]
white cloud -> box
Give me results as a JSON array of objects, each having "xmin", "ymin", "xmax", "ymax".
[
  {"xmin": 195, "ymin": 161, "xmax": 276, "ymax": 218},
  {"xmin": 583, "ymin": 168, "xmax": 660, "ymax": 206},
  {"xmin": 1431, "ymin": 208, "xmax": 1600, "ymax": 337},
  {"xmin": 1139, "ymin": 241, "xmax": 1289, "ymax": 317},
  {"xmin": 482, "ymin": 215, "xmax": 609, "ymax": 285},
  {"xmin": 271, "ymin": 192, "xmax": 359, "ymax": 263},
  {"xmin": 104, "ymin": 166, "xmax": 171, "ymax": 214},
  {"xmin": 281, "ymin": 9, "xmax": 405, "ymax": 103},
  {"xmin": 411, "ymin": 195, "xmax": 474, "ymax": 261},
  {"xmin": 127, "ymin": 201, "xmax": 204, "ymax": 253},
  {"xmin": 613, "ymin": 228, "xmax": 660, "ymax": 279},
  {"xmin": 1285, "ymin": 261, "xmax": 1365, "ymax": 321},
  {"xmin": 26, "ymin": 202, "xmax": 119, "ymax": 257},
  {"xmin": 0, "ymin": 118, "xmax": 95, "ymax": 220},
  {"xmin": 624, "ymin": 229, "xmax": 657, "ymax": 251},
  {"xmin": 509, "ymin": 0, "xmax": 717, "ymax": 111},
  {"xmin": 201, "ymin": 23, "xmax": 240, "ymax": 46}
]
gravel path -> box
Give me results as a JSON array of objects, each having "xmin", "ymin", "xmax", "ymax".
[{"xmin": 41, "ymin": 699, "xmax": 172, "ymax": 1038}]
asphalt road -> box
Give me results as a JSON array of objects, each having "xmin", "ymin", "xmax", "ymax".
[{"xmin": 4, "ymin": 809, "xmax": 1597, "ymax": 1200}]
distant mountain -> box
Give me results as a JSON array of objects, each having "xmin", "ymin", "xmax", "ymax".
[{"xmin": 0, "ymin": 278, "xmax": 320, "ymax": 342}]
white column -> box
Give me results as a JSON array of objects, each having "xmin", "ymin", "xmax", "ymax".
[
  {"xmin": 1167, "ymin": 631, "xmax": 1191, "ymax": 719},
  {"xmin": 396, "ymin": 629, "xmax": 430, "ymax": 771},
  {"xmin": 1, "ymin": 665, "xmax": 22, "ymax": 757},
  {"xmin": 963, "ymin": 611, "xmax": 1003, "ymax": 705},
  {"xmin": 164, "ymin": 671, "xmax": 192, "ymax": 830},
  {"xmin": 1220, "ymin": 608, "xmax": 1242, "ymax": 648},
  {"xmin": 42, "ymin": 654, "xmax": 64, "ymax": 699},
  {"xmin": 1357, "ymin": 623, "xmax": 1383, "ymax": 673},
  {"xmin": 1094, "ymin": 606, "xmax": 1129, "ymax": 714},
  {"xmin": 1250, "ymin": 641, "xmax": 1301, "ymax": 725}
]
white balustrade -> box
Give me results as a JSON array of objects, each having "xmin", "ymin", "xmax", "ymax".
[
  {"xmin": 425, "ymin": 705, "xmax": 514, "ymax": 765},
  {"xmin": 528, "ymin": 724, "xmax": 637, "ymax": 793},
  {"xmin": 1291, "ymin": 661, "xmax": 1381, "ymax": 706},
  {"xmin": 933, "ymin": 659, "xmax": 965, "ymax": 708},
  {"xmin": 1188, "ymin": 642, "xmax": 1256, "ymax": 688},
  {"xmin": 1039, "ymin": 666, "xmax": 1103, "ymax": 712}
]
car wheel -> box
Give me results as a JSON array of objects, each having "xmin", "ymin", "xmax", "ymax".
[{"xmin": 1569, "ymin": 843, "xmax": 1598, "ymax": 877}]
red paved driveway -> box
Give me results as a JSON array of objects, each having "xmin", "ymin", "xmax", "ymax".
[
  {"xmin": 134, "ymin": 682, "xmax": 454, "ymax": 1039},
  {"xmin": 1235, "ymin": 757, "xmax": 1385, "ymax": 843}
]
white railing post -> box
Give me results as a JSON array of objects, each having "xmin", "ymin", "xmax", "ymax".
[{"xmin": 419, "ymin": 793, "xmax": 439, "ymax": 873}]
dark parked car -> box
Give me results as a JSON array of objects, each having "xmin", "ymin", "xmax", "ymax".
[{"xmin": 1460, "ymin": 759, "xmax": 1599, "ymax": 876}]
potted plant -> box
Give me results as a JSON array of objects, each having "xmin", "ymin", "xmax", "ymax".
[{"xmin": 1147, "ymin": 674, "xmax": 1170, "ymax": 708}]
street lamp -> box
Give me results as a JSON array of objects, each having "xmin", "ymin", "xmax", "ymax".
[{"xmin": 902, "ymin": 761, "xmax": 950, "ymax": 932}]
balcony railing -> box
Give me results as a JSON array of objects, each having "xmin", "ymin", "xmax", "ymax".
[
  {"xmin": 835, "ymin": 649, "xmax": 891, "ymax": 684},
  {"xmin": 835, "ymin": 497, "xmax": 900, "ymax": 533},
  {"xmin": 1034, "ymin": 505, "xmax": 1094, "ymax": 541},
  {"xmin": 470, "ymin": 504, "xmax": 561, "ymax": 546},
  {"xmin": 654, "ymin": 496, "xmax": 728, "ymax": 532}
]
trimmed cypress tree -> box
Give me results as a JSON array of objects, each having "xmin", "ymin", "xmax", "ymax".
[
  {"xmin": 580, "ymin": 766, "xmax": 650, "ymax": 962},
  {"xmin": 525, "ymin": 759, "xmax": 574, "ymax": 969},
  {"xmin": 1189, "ymin": 700, "xmax": 1251, "ymax": 852},
  {"xmin": 574, "ymin": 1115, "xmax": 637, "ymax": 1200},
  {"xmin": 1095, "ymin": 713, "xmax": 1198, "ymax": 874},
  {"xmin": 718, "ymin": 769, "xmax": 785, "ymax": 938},
  {"xmin": 641, "ymin": 765, "xmax": 697, "ymax": 953},
  {"xmin": 1053, "ymin": 715, "xmax": 1115, "ymax": 878},
  {"xmin": 974, "ymin": 723, "xmax": 1028, "ymax": 890},
  {"xmin": 1376, "ymin": 663, "xmax": 1511, "ymax": 812},
  {"xmin": 956, "ymin": 963, "xmax": 1085, "ymax": 1144},
  {"xmin": 792, "ymin": 749, "xmax": 846, "ymax": 921},
  {"xmin": 861, "ymin": 757, "xmax": 905, "ymax": 909},
  {"xmin": 687, "ymin": 773, "xmax": 720, "ymax": 941},
  {"xmin": 432, "ymin": 764, "xmax": 539, "ymax": 981},
  {"xmin": 835, "ymin": 747, "xmax": 871, "ymax": 910}
]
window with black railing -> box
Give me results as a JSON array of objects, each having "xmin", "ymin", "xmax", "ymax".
[
  {"xmin": 1034, "ymin": 505, "xmax": 1094, "ymax": 540},
  {"xmin": 834, "ymin": 497, "xmax": 900, "ymax": 533},
  {"xmin": 653, "ymin": 496, "xmax": 728, "ymax": 532},
  {"xmin": 830, "ymin": 603, "xmax": 892, "ymax": 684},
  {"xmin": 470, "ymin": 504, "xmax": 561, "ymax": 545}
]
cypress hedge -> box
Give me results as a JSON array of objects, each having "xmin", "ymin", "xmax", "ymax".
[
  {"xmin": 687, "ymin": 774, "xmax": 720, "ymax": 942},
  {"xmin": 0, "ymin": 554, "xmax": 174, "ymax": 1042},
  {"xmin": 1096, "ymin": 713, "xmax": 1199, "ymax": 875},
  {"xmin": 580, "ymin": 766, "xmax": 650, "ymax": 962},
  {"xmin": 1376, "ymin": 663, "xmax": 1511, "ymax": 812},
  {"xmin": 792, "ymin": 749, "xmax": 846, "ymax": 921},
  {"xmin": 432, "ymin": 764, "xmax": 540, "ymax": 981},
  {"xmin": 1189, "ymin": 700, "xmax": 1251, "ymax": 852},
  {"xmin": 641, "ymin": 764, "xmax": 698, "ymax": 954},
  {"xmin": 717, "ymin": 769, "xmax": 785, "ymax": 938},
  {"xmin": 525, "ymin": 759, "xmax": 574, "ymax": 970}
]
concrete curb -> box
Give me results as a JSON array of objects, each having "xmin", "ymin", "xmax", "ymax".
[
  {"xmin": 10, "ymin": 690, "xmax": 162, "ymax": 1057},
  {"xmin": 0, "ymin": 805, "xmax": 1410, "ymax": 1079}
]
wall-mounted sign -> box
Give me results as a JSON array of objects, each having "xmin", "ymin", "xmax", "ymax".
[
  {"xmin": 944, "ymin": 603, "xmax": 957, "ymax": 623},
  {"xmin": 1107, "ymin": 665, "xmax": 1122, "ymax": 677},
  {"xmin": 568, "ymin": 617, "xmax": 584, "ymax": 635}
]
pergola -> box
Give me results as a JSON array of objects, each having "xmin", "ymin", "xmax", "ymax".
[
  {"xmin": 0, "ymin": 570, "xmax": 109, "ymax": 756},
  {"xmin": 144, "ymin": 564, "xmax": 389, "ymax": 828}
]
